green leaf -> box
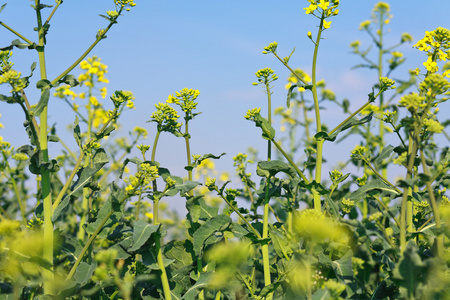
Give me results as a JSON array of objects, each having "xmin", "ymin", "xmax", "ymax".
[
  {"xmin": 349, "ymin": 178, "xmax": 399, "ymax": 201},
  {"xmin": 73, "ymin": 116, "xmax": 82, "ymax": 147},
  {"xmin": 299, "ymin": 180, "xmax": 329, "ymax": 195},
  {"xmin": 331, "ymin": 250, "xmax": 353, "ymax": 281},
  {"xmin": 11, "ymin": 39, "xmax": 36, "ymax": 49},
  {"xmin": 315, "ymin": 113, "xmax": 373, "ymax": 142},
  {"xmin": 182, "ymin": 272, "xmax": 213, "ymax": 300},
  {"xmin": 392, "ymin": 241, "xmax": 426, "ymax": 296},
  {"xmin": 36, "ymin": 79, "xmax": 52, "ymax": 89},
  {"xmin": 312, "ymin": 288, "xmax": 331, "ymax": 300},
  {"xmin": 251, "ymin": 112, "xmax": 275, "ymax": 140},
  {"xmin": 0, "ymin": 3, "xmax": 7, "ymax": 14},
  {"xmin": 85, "ymin": 183, "xmax": 125, "ymax": 238},
  {"xmin": 269, "ymin": 225, "xmax": 292, "ymax": 259},
  {"xmin": 374, "ymin": 145, "xmax": 395, "ymax": 169},
  {"xmin": 74, "ymin": 262, "xmax": 96, "ymax": 286},
  {"xmin": 164, "ymin": 240, "xmax": 195, "ymax": 269},
  {"xmin": 186, "ymin": 196, "xmax": 218, "ymax": 223},
  {"xmin": 192, "ymin": 214, "xmax": 231, "ymax": 255},
  {"xmin": 256, "ymin": 160, "xmax": 297, "ymax": 178},
  {"xmin": 59, "ymin": 74, "xmax": 79, "ymax": 87},
  {"xmin": 70, "ymin": 148, "xmax": 108, "ymax": 197},
  {"xmin": 324, "ymin": 194, "xmax": 340, "ymax": 218},
  {"xmin": 95, "ymin": 124, "xmax": 115, "ymax": 140},
  {"xmin": 129, "ymin": 220, "xmax": 160, "ymax": 252},
  {"xmin": 31, "ymin": 88, "xmax": 50, "ymax": 117},
  {"xmin": 187, "ymin": 152, "xmax": 226, "ymax": 170}
]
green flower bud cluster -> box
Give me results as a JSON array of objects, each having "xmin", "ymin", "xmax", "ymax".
[
  {"xmin": 167, "ymin": 88, "xmax": 200, "ymax": 115},
  {"xmin": 379, "ymin": 77, "xmax": 396, "ymax": 91},
  {"xmin": 329, "ymin": 169, "xmax": 344, "ymax": 182},
  {"xmin": 125, "ymin": 162, "xmax": 159, "ymax": 193},
  {"xmin": 252, "ymin": 67, "xmax": 278, "ymax": 86},
  {"xmin": 398, "ymin": 92, "xmax": 426, "ymax": 111},
  {"xmin": 110, "ymin": 90, "xmax": 135, "ymax": 108},
  {"xmin": 341, "ymin": 198, "xmax": 355, "ymax": 214},
  {"xmin": 150, "ymin": 102, "xmax": 182, "ymax": 133},
  {"xmin": 350, "ymin": 145, "xmax": 367, "ymax": 159},
  {"xmin": 244, "ymin": 108, "xmax": 261, "ymax": 121},
  {"xmin": 262, "ymin": 42, "xmax": 278, "ymax": 54}
]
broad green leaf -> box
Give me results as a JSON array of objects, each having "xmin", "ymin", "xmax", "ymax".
[
  {"xmin": 58, "ymin": 74, "xmax": 79, "ymax": 87},
  {"xmin": 182, "ymin": 272, "xmax": 213, "ymax": 300},
  {"xmin": 374, "ymin": 145, "xmax": 395, "ymax": 169},
  {"xmin": 331, "ymin": 250, "xmax": 353, "ymax": 281},
  {"xmin": 186, "ymin": 196, "xmax": 218, "ymax": 223},
  {"xmin": 70, "ymin": 148, "xmax": 108, "ymax": 197},
  {"xmin": 164, "ymin": 240, "xmax": 195, "ymax": 269},
  {"xmin": 392, "ymin": 241, "xmax": 426, "ymax": 296},
  {"xmin": 85, "ymin": 183, "xmax": 125, "ymax": 238},
  {"xmin": 30, "ymin": 88, "xmax": 50, "ymax": 117},
  {"xmin": 74, "ymin": 261, "xmax": 96, "ymax": 286},
  {"xmin": 324, "ymin": 195, "xmax": 340, "ymax": 218},
  {"xmin": 349, "ymin": 178, "xmax": 399, "ymax": 201},
  {"xmin": 312, "ymin": 288, "xmax": 331, "ymax": 300},
  {"xmin": 193, "ymin": 214, "xmax": 231, "ymax": 255},
  {"xmin": 269, "ymin": 225, "xmax": 292, "ymax": 259},
  {"xmin": 129, "ymin": 220, "xmax": 160, "ymax": 252},
  {"xmin": 256, "ymin": 160, "xmax": 297, "ymax": 178}
]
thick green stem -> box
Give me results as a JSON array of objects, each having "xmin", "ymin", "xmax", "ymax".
[
  {"xmin": 262, "ymin": 177, "xmax": 272, "ymax": 300},
  {"xmin": 35, "ymin": 1, "xmax": 54, "ymax": 294},
  {"xmin": 311, "ymin": 16, "xmax": 325, "ymax": 212},
  {"xmin": 150, "ymin": 131, "xmax": 172, "ymax": 300}
]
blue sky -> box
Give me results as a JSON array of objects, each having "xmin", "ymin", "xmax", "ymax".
[{"xmin": 1, "ymin": 1, "xmax": 450, "ymax": 188}]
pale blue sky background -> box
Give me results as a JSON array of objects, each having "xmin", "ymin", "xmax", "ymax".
[{"xmin": 1, "ymin": 1, "xmax": 449, "ymax": 188}]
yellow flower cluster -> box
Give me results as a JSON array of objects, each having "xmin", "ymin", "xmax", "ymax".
[
  {"xmin": 414, "ymin": 27, "xmax": 450, "ymax": 73},
  {"xmin": 398, "ymin": 92, "xmax": 426, "ymax": 111},
  {"xmin": 78, "ymin": 56, "xmax": 109, "ymax": 86},
  {"xmin": 303, "ymin": 0, "xmax": 340, "ymax": 20},
  {"xmin": 285, "ymin": 68, "xmax": 312, "ymax": 90},
  {"xmin": 423, "ymin": 118, "xmax": 444, "ymax": 133},
  {"xmin": 294, "ymin": 209, "xmax": 347, "ymax": 243}
]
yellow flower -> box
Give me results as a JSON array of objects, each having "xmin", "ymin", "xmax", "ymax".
[
  {"xmin": 304, "ymin": 4, "xmax": 317, "ymax": 14},
  {"xmin": 359, "ymin": 20, "xmax": 371, "ymax": 30},
  {"xmin": 99, "ymin": 87, "xmax": 107, "ymax": 99},
  {"xmin": 424, "ymin": 56, "xmax": 439, "ymax": 73},
  {"xmin": 317, "ymin": 0, "xmax": 329, "ymax": 10},
  {"xmin": 323, "ymin": 20, "xmax": 331, "ymax": 29}
]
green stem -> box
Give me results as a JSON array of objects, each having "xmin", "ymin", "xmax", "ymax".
[
  {"xmin": 311, "ymin": 15, "xmax": 325, "ymax": 212},
  {"xmin": 35, "ymin": 1, "xmax": 54, "ymax": 294},
  {"xmin": 50, "ymin": 8, "xmax": 123, "ymax": 86},
  {"xmin": 266, "ymin": 83, "xmax": 272, "ymax": 160},
  {"xmin": 272, "ymin": 138, "xmax": 309, "ymax": 184},
  {"xmin": 216, "ymin": 188, "xmax": 261, "ymax": 239},
  {"xmin": 0, "ymin": 21, "xmax": 34, "ymax": 45},
  {"xmin": 400, "ymin": 131, "xmax": 418, "ymax": 251},
  {"xmin": 261, "ymin": 177, "xmax": 272, "ymax": 300},
  {"xmin": 150, "ymin": 131, "xmax": 172, "ymax": 300},
  {"xmin": 3, "ymin": 157, "xmax": 26, "ymax": 223},
  {"xmin": 419, "ymin": 149, "xmax": 443, "ymax": 257}
]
